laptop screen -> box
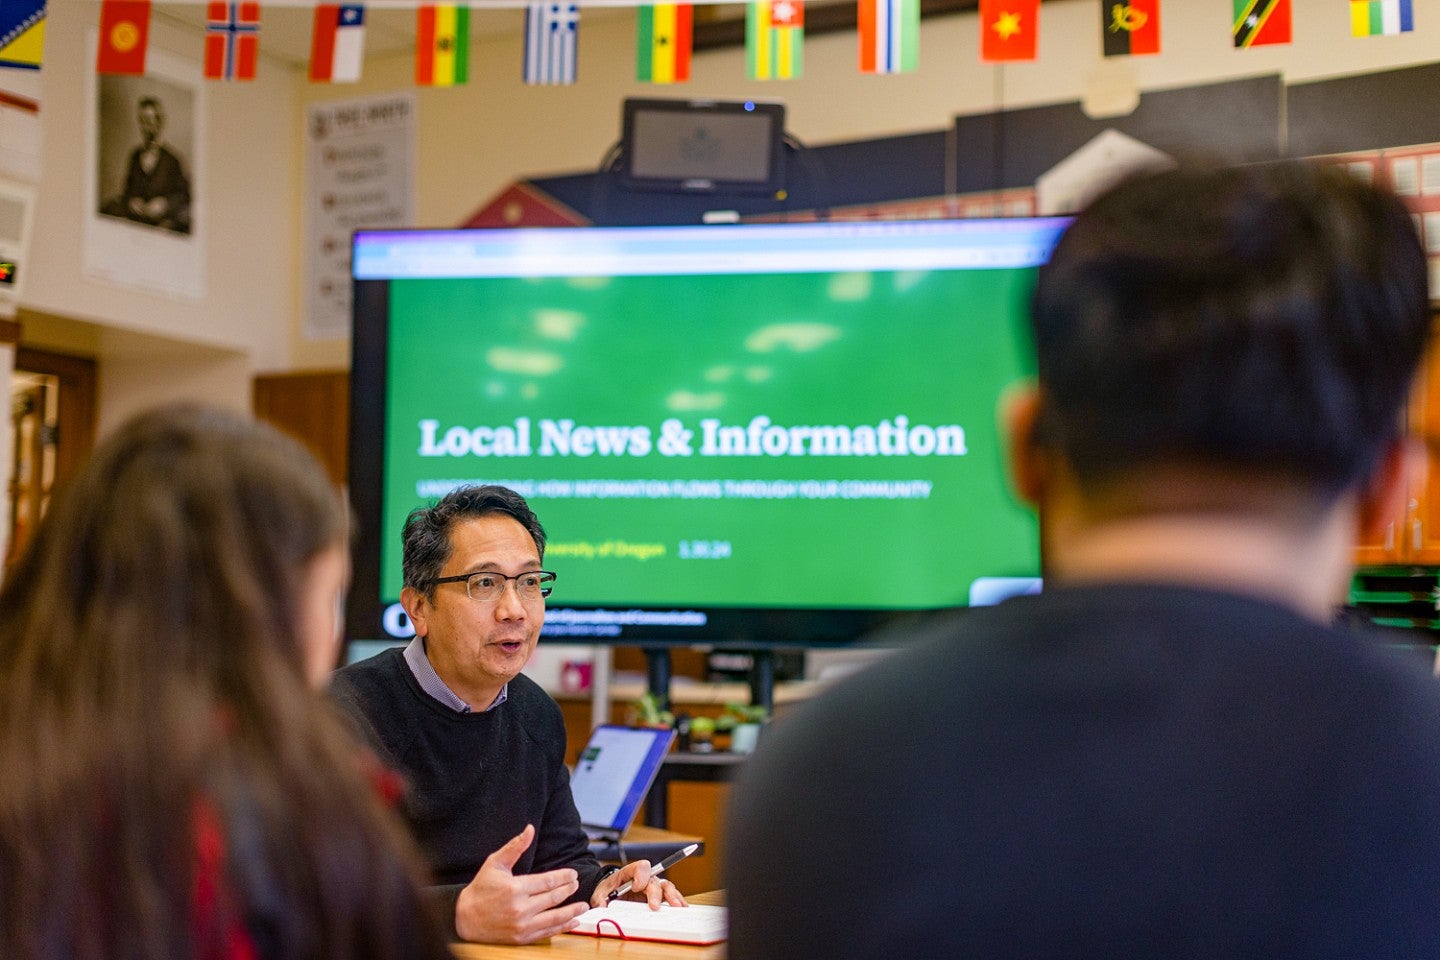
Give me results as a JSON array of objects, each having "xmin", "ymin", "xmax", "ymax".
[{"xmin": 570, "ymin": 725, "xmax": 676, "ymax": 834}]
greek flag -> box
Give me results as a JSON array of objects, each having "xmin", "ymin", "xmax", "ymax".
[{"xmin": 523, "ymin": 3, "xmax": 578, "ymax": 85}]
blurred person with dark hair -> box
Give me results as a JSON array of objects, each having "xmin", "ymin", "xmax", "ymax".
[
  {"xmin": 0, "ymin": 405, "xmax": 451, "ymax": 960},
  {"xmin": 726, "ymin": 162, "xmax": 1440, "ymax": 958}
]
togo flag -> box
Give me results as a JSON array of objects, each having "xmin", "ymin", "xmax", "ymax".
[
  {"xmin": 747, "ymin": 0, "xmax": 803, "ymax": 80},
  {"xmin": 1350, "ymin": 0, "xmax": 1413, "ymax": 36}
]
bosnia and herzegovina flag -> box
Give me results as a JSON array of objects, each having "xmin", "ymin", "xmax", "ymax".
[
  {"xmin": 0, "ymin": 0, "xmax": 46, "ymax": 70},
  {"xmin": 636, "ymin": 4, "xmax": 692, "ymax": 84},
  {"xmin": 1350, "ymin": 0, "xmax": 1413, "ymax": 37},
  {"xmin": 747, "ymin": 0, "xmax": 803, "ymax": 81},
  {"xmin": 1103, "ymin": 1, "xmax": 1160, "ymax": 57},
  {"xmin": 1233, "ymin": 0, "xmax": 1291, "ymax": 47},
  {"xmin": 416, "ymin": 4, "xmax": 469, "ymax": 86}
]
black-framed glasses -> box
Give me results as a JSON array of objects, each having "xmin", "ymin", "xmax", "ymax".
[{"xmin": 428, "ymin": 570, "xmax": 557, "ymax": 602}]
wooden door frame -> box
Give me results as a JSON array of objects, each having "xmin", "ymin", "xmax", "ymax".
[{"xmin": 13, "ymin": 346, "xmax": 97, "ymax": 492}]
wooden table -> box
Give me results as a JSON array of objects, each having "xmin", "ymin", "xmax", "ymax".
[{"xmin": 451, "ymin": 891, "xmax": 726, "ymax": 960}]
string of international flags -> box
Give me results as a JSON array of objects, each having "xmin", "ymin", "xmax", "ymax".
[{"xmin": 0, "ymin": 0, "xmax": 1419, "ymax": 87}]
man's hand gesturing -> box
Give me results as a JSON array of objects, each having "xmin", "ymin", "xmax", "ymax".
[{"xmin": 453, "ymin": 824, "xmax": 589, "ymax": 944}]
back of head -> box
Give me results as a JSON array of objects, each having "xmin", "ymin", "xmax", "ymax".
[
  {"xmin": 1031, "ymin": 162, "xmax": 1429, "ymax": 501},
  {"xmin": 1, "ymin": 404, "xmax": 344, "ymax": 692},
  {"xmin": 0, "ymin": 405, "xmax": 448, "ymax": 960}
]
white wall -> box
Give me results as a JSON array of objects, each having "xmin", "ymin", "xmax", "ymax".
[{"xmin": 21, "ymin": 1, "xmax": 300, "ymax": 423}]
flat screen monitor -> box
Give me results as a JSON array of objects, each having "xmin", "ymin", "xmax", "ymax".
[
  {"xmin": 348, "ymin": 216, "xmax": 1068, "ymax": 649},
  {"xmin": 621, "ymin": 98, "xmax": 785, "ymax": 194}
]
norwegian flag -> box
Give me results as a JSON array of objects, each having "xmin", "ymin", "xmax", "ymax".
[{"xmin": 204, "ymin": 1, "xmax": 259, "ymax": 81}]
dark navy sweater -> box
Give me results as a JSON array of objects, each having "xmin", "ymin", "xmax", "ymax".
[{"xmin": 330, "ymin": 649, "xmax": 601, "ymax": 930}]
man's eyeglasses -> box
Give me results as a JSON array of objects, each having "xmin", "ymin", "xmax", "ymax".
[{"xmin": 428, "ymin": 570, "xmax": 557, "ymax": 602}]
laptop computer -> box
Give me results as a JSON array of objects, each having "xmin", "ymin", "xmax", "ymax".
[{"xmin": 570, "ymin": 724, "xmax": 676, "ymax": 841}]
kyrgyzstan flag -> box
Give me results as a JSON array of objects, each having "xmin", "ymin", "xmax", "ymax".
[
  {"xmin": 980, "ymin": 0, "xmax": 1038, "ymax": 62},
  {"xmin": 96, "ymin": 0, "xmax": 150, "ymax": 75},
  {"xmin": 1102, "ymin": 0, "xmax": 1160, "ymax": 56}
]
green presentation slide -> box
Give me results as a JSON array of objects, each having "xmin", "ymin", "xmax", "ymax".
[{"xmin": 382, "ymin": 264, "xmax": 1040, "ymax": 612}]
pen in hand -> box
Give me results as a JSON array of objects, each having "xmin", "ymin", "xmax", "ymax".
[{"xmin": 606, "ymin": 843, "xmax": 699, "ymax": 902}]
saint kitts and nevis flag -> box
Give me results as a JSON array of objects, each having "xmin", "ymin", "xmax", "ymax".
[
  {"xmin": 416, "ymin": 4, "xmax": 469, "ymax": 86},
  {"xmin": 979, "ymin": 0, "xmax": 1038, "ymax": 62},
  {"xmin": 1351, "ymin": 0, "xmax": 1413, "ymax": 36},
  {"xmin": 747, "ymin": 0, "xmax": 803, "ymax": 81},
  {"xmin": 636, "ymin": 4, "xmax": 692, "ymax": 83},
  {"xmin": 1102, "ymin": 1, "xmax": 1160, "ymax": 56},
  {"xmin": 1233, "ymin": 0, "xmax": 1291, "ymax": 47},
  {"xmin": 858, "ymin": 0, "xmax": 918, "ymax": 74},
  {"xmin": 310, "ymin": 4, "xmax": 365, "ymax": 83},
  {"xmin": 96, "ymin": 0, "xmax": 151, "ymax": 76}
]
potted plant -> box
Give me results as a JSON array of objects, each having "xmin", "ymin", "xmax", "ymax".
[
  {"xmin": 630, "ymin": 691, "xmax": 674, "ymax": 730},
  {"xmin": 687, "ymin": 715, "xmax": 717, "ymax": 753},
  {"xmin": 717, "ymin": 701, "xmax": 769, "ymax": 754}
]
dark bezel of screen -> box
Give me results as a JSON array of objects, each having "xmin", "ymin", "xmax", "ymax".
[
  {"xmin": 345, "ymin": 277, "xmax": 964, "ymax": 649},
  {"xmin": 344, "ymin": 219, "xmax": 1059, "ymax": 652},
  {"xmin": 619, "ymin": 97, "xmax": 786, "ymax": 195}
]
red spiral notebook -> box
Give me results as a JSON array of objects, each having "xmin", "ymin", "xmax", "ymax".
[{"xmin": 566, "ymin": 902, "xmax": 728, "ymax": 945}]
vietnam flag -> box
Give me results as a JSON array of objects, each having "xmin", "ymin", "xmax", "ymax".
[
  {"xmin": 1233, "ymin": 0, "xmax": 1290, "ymax": 47},
  {"xmin": 980, "ymin": 0, "xmax": 1038, "ymax": 62},
  {"xmin": 636, "ymin": 4, "xmax": 692, "ymax": 83},
  {"xmin": 747, "ymin": 0, "xmax": 803, "ymax": 80},
  {"xmin": 416, "ymin": 4, "xmax": 469, "ymax": 86},
  {"xmin": 1102, "ymin": 1, "xmax": 1159, "ymax": 56},
  {"xmin": 96, "ymin": 0, "xmax": 151, "ymax": 75}
]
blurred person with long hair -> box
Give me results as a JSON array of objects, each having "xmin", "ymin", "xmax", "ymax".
[{"xmin": 0, "ymin": 405, "xmax": 452, "ymax": 960}]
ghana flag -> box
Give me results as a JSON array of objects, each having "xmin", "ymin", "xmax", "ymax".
[
  {"xmin": 1103, "ymin": 1, "xmax": 1159, "ymax": 56},
  {"xmin": 1233, "ymin": 0, "xmax": 1290, "ymax": 47},
  {"xmin": 636, "ymin": 4, "xmax": 692, "ymax": 83}
]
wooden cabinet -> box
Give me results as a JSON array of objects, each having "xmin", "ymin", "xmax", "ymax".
[
  {"xmin": 252, "ymin": 370, "xmax": 349, "ymax": 488},
  {"xmin": 1356, "ymin": 325, "xmax": 1440, "ymax": 566}
]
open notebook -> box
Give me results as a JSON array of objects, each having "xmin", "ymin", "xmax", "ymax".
[
  {"xmin": 567, "ymin": 901, "xmax": 728, "ymax": 945},
  {"xmin": 570, "ymin": 724, "xmax": 676, "ymax": 840}
]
